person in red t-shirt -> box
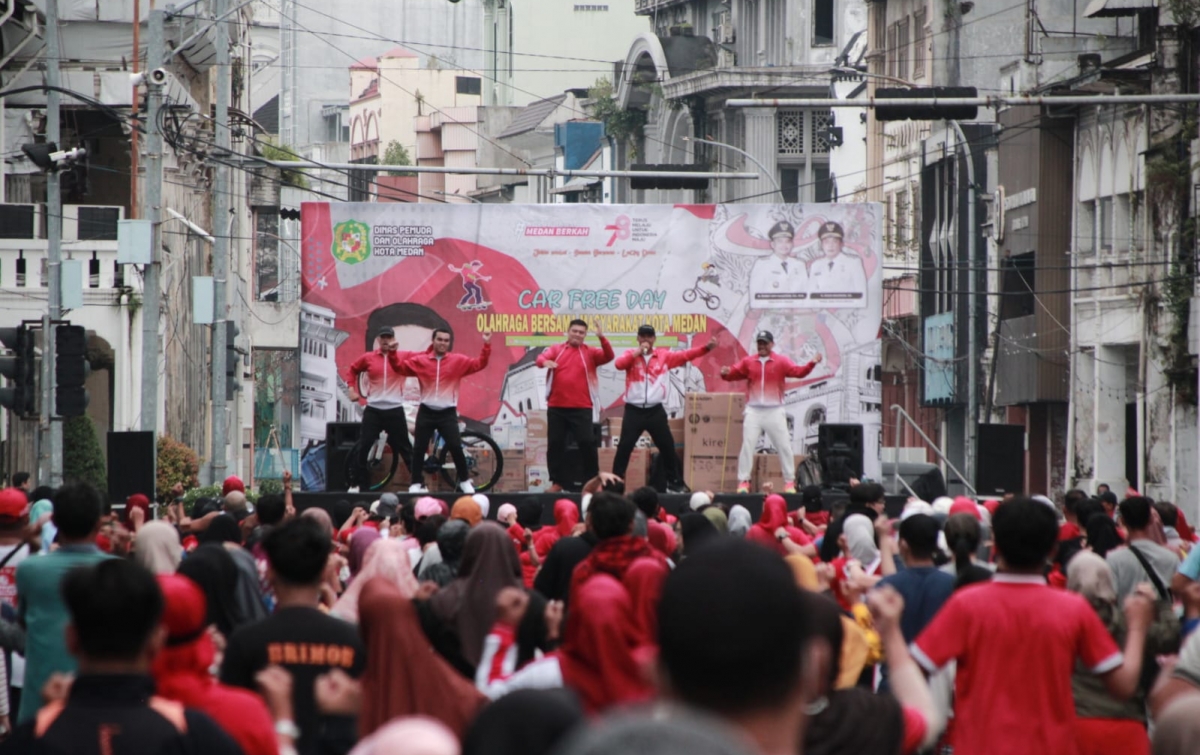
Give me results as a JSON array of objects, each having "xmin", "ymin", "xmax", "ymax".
[
  {"xmin": 536, "ymin": 320, "xmax": 614, "ymax": 492},
  {"xmin": 911, "ymin": 497, "xmax": 1156, "ymax": 755}
]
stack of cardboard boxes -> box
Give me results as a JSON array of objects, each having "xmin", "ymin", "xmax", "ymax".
[
  {"xmin": 490, "ymin": 393, "xmax": 802, "ymax": 494},
  {"xmin": 681, "ymin": 392, "xmax": 745, "ymax": 493}
]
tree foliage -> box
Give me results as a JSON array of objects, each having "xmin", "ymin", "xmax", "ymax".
[
  {"xmin": 63, "ymin": 416, "xmax": 107, "ymax": 500},
  {"xmin": 157, "ymin": 434, "xmax": 199, "ymax": 501},
  {"xmin": 258, "ymin": 137, "xmax": 311, "ymax": 189},
  {"xmin": 382, "ymin": 140, "xmax": 416, "ymax": 177}
]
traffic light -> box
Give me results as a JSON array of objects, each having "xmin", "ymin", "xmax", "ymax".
[
  {"xmin": 55, "ymin": 324, "xmax": 89, "ymax": 417},
  {"xmin": 0, "ymin": 325, "xmax": 36, "ymax": 417},
  {"xmin": 874, "ymin": 87, "xmax": 979, "ymax": 122},
  {"xmin": 280, "ymin": 207, "xmax": 301, "ymax": 221}
]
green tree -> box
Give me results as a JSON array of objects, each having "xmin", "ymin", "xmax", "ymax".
[
  {"xmin": 258, "ymin": 137, "xmax": 310, "ymax": 189},
  {"xmin": 382, "ymin": 140, "xmax": 416, "ymax": 176},
  {"xmin": 63, "ymin": 416, "xmax": 107, "ymax": 499},
  {"xmin": 157, "ymin": 434, "xmax": 200, "ymax": 501}
]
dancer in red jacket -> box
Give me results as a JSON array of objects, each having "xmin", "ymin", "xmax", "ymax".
[
  {"xmin": 536, "ymin": 320, "xmax": 614, "ymax": 491},
  {"xmin": 345, "ymin": 327, "xmax": 416, "ymax": 492},
  {"xmin": 403, "ymin": 328, "xmax": 491, "ymax": 493},
  {"xmin": 720, "ymin": 330, "xmax": 821, "ymax": 494},
  {"xmin": 613, "ymin": 324, "xmax": 713, "ymax": 493}
]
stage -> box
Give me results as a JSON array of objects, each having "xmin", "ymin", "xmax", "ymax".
[{"xmin": 292, "ymin": 490, "xmax": 910, "ymax": 526}]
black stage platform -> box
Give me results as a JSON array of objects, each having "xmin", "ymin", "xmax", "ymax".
[{"xmin": 293, "ymin": 490, "xmax": 909, "ymax": 526}]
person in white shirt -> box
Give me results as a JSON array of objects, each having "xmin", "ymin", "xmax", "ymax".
[
  {"xmin": 806, "ymin": 221, "xmax": 867, "ymax": 307},
  {"xmin": 749, "ymin": 221, "xmax": 809, "ymax": 309}
]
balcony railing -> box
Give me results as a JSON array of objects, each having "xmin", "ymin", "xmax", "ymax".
[
  {"xmin": 634, "ymin": 0, "xmax": 689, "ymax": 14},
  {"xmin": 0, "ymin": 204, "xmax": 137, "ymax": 293}
]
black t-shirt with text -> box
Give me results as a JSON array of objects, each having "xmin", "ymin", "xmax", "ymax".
[{"xmin": 220, "ymin": 606, "xmax": 365, "ymax": 755}]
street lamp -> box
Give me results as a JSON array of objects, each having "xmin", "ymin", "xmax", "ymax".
[{"xmin": 681, "ymin": 135, "xmax": 785, "ymax": 201}]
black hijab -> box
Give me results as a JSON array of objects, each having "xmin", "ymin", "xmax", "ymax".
[
  {"xmin": 462, "ymin": 688, "xmax": 583, "ymax": 755},
  {"xmin": 1086, "ymin": 515, "xmax": 1123, "ymax": 558},
  {"xmin": 679, "ymin": 513, "xmax": 719, "ymax": 555},
  {"xmin": 200, "ymin": 513, "xmax": 243, "ymax": 545},
  {"xmin": 177, "ymin": 543, "xmax": 245, "ymax": 636}
]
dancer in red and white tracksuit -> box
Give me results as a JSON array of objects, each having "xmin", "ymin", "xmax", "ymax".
[
  {"xmin": 345, "ymin": 326, "xmax": 416, "ymax": 490},
  {"xmin": 613, "ymin": 324, "xmax": 713, "ymax": 492},
  {"xmin": 402, "ymin": 328, "xmax": 491, "ymax": 493},
  {"xmin": 536, "ymin": 319, "xmax": 614, "ymax": 491},
  {"xmin": 719, "ymin": 329, "xmax": 822, "ymax": 494}
]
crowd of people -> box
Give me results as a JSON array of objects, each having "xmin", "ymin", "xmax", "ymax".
[{"xmin": 2, "ymin": 471, "xmax": 1200, "ymax": 755}]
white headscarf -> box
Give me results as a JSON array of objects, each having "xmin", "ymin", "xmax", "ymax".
[
  {"xmin": 689, "ymin": 492, "xmax": 713, "ymax": 511},
  {"xmin": 728, "ymin": 505, "xmax": 753, "ymax": 537},
  {"xmin": 472, "ymin": 494, "xmax": 490, "ymax": 519},
  {"xmin": 843, "ymin": 514, "xmax": 880, "ymax": 566},
  {"xmin": 901, "ymin": 500, "xmax": 933, "ymax": 521}
]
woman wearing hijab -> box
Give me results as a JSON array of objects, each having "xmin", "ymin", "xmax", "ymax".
[
  {"xmin": 533, "ymin": 499, "xmax": 579, "ymax": 557},
  {"xmin": 152, "ymin": 575, "xmax": 277, "ymax": 755},
  {"xmin": 358, "ymin": 578, "xmax": 487, "ymax": 740},
  {"xmin": 701, "ymin": 506, "xmax": 729, "ymax": 535},
  {"xmin": 423, "ymin": 519, "xmax": 471, "ymax": 588},
  {"xmin": 121, "ymin": 493, "xmax": 152, "ymax": 533},
  {"xmin": 134, "ymin": 520, "xmax": 183, "ymax": 575},
  {"xmin": 484, "ymin": 574, "xmax": 653, "ymax": 713},
  {"xmin": 425, "ymin": 522, "xmax": 524, "ymax": 677},
  {"xmin": 348, "ymin": 527, "xmax": 382, "ymax": 579},
  {"xmin": 177, "ymin": 543, "xmax": 247, "ymax": 639},
  {"xmin": 679, "ymin": 513, "xmax": 719, "ymax": 557},
  {"xmin": 1069, "ymin": 552, "xmax": 1173, "ymax": 755},
  {"xmin": 199, "ymin": 514, "xmax": 270, "ymax": 625},
  {"xmin": 450, "ymin": 497, "xmax": 483, "ymax": 528},
  {"xmin": 333, "ymin": 539, "xmax": 420, "ymax": 623},
  {"xmin": 350, "ymin": 717, "xmax": 462, "ymax": 755},
  {"xmin": 727, "ymin": 505, "xmax": 752, "ymax": 538},
  {"xmin": 623, "ymin": 557, "xmax": 668, "ymax": 649},
  {"xmin": 476, "ymin": 587, "xmax": 563, "ymax": 689},
  {"xmin": 829, "ymin": 514, "xmax": 886, "ymax": 612},
  {"xmin": 744, "ymin": 495, "xmax": 814, "ymax": 557},
  {"xmin": 647, "ymin": 520, "xmax": 677, "ymax": 562},
  {"xmin": 463, "ymin": 689, "xmax": 582, "ymax": 755}
]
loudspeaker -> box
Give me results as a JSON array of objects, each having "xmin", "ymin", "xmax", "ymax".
[
  {"xmin": 976, "ymin": 424, "xmax": 1025, "ymax": 496},
  {"xmin": 324, "ymin": 422, "xmax": 362, "ymax": 492},
  {"xmin": 106, "ymin": 431, "xmax": 155, "ymax": 505},
  {"xmin": 817, "ymin": 423, "xmax": 864, "ymax": 485}
]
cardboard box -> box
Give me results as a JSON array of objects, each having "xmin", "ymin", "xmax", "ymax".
[
  {"xmin": 753, "ymin": 453, "xmax": 807, "ymax": 492},
  {"xmin": 525, "ymin": 411, "xmax": 548, "ymax": 466},
  {"xmin": 682, "ymin": 454, "xmax": 741, "ymax": 493},
  {"xmin": 598, "ymin": 447, "xmax": 649, "ymax": 490},
  {"xmin": 491, "ymin": 424, "xmax": 527, "ymax": 451},
  {"xmin": 497, "ymin": 456, "xmax": 527, "ymax": 493},
  {"xmin": 526, "ymin": 465, "xmax": 550, "ymax": 493}
]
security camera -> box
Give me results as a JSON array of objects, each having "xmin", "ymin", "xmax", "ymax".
[
  {"xmin": 129, "ymin": 71, "xmax": 147, "ymax": 87},
  {"xmin": 149, "ymin": 68, "xmax": 171, "ymax": 86}
]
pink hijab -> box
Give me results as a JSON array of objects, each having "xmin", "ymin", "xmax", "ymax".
[{"xmin": 332, "ymin": 539, "xmax": 420, "ymax": 623}]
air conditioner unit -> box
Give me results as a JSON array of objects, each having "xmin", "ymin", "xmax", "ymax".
[
  {"xmin": 62, "ymin": 205, "xmax": 124, "ymax": 243},
  {"xmin": 720, "ymin": 19, "xmax": 735, "ymax": 43},
  {"xmin": 717, "ymin": 47, "xmax": 736, "ymax": 68}
]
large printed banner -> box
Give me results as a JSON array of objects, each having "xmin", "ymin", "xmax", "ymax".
[{"xmin": 299, "ymin": 202, "xmax": 884, "ymax": 484}]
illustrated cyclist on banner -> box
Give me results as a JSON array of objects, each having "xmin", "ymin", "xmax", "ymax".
[
  {"xmin": 344, "ymin": 326, "xmax": 416, "ymax": 492},
  {"xmin": 402, "ymin": 327, "xmax": 493, "ymax": 494},
  {"xmin": 448, "ymin": 260, "xmax": 492, "ymax": 310}
]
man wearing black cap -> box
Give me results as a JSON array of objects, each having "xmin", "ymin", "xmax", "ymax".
[
  {"xmin": 720, "ymin": 330, "xmax": 821, "ymax": 494},
  {"xmin": 807, "ymin": 221, "xmax": 867, "ymax": 304},
  {"xmin": 612, "ymin": 326, "xmax": 714, "ymax": 493},
  {"xmin": 749, "ymin": 220, "xmax": 808, "ymax": 309},
  {"xmin": 344, "ymin": 326, "xmax": 416, "ymax": 492}
]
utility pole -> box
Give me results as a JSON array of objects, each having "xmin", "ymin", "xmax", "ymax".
[
  {"xmin": 141, "ymin": 10, "xmax": 165, "ymax": 435},
  {"xmin": 41, "ymin": 0, "xmax": 62, "ymax": 486},
  {"xmin": 210, "ymin": 0, "xmax": 230, "ymax": 483}
]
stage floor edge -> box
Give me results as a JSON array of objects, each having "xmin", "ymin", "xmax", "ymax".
[{"xmin": 293, "ymin": 491, "xmax": 909, "ymax": 525}]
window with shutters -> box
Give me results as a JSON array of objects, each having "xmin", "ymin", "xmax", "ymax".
[
  {"xmin": 777, "ymin": 110, "xmax": 832, "ymax": 203},
  {"xmin": 895, "ymin": 17, "xmax": 910, "ymax": 82},
  {"xmin": 912, "ymin": 8, "xmax": 926, "ymax": 78}
]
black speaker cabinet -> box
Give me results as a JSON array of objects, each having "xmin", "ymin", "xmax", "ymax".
[
  {"xmin": 976, "ymin": 424, "xmax": 1025, "ymax": 496},
  {"xmin": 106, "ymin": 431, "xmax": 156, "ymax": 505},
  {"xmin": 324, "ymin": 422, "xmax": 362, "ymax": 492},
  {"xmin": 817, "ymin": 423, "xmax": 864, "ymax": 484}
]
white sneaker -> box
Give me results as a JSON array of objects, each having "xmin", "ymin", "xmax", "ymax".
[
  {"xmin": 409, "ymin": 483, "xmax": 428, "ymax": 493},
  {"xmin": 347, "ymin": 486, "xmax": 360, "ymax": 493},
  {"xmin": 458, "ymin": 480, "xmax": 476, "ymax": 494}
]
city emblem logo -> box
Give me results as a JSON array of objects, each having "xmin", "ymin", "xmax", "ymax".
[{"xmin": 332, "ymin": 220, "xmax": 371, "ymax": 264}]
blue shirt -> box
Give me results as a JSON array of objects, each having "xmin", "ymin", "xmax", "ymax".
[
  {"xmin": 1179, "ymin": 543, "xmax": 1200, "ymax": 581},
  {"xmin": 879, "ymin": 565, "xmax": 956, "ymax": 643}
]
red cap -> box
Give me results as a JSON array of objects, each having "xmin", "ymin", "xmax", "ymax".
[
  {"xmin": 157, "ymin": 574, "xmax": 208, "ymax": 641},
  {"xmin": 0, "ymin": 488, "xmax": 29, "ymax": 520},
  {"xmin": 949, "ymin": 497, "xmax": 981, "ymax": 520},
  {"xmin": 221, "ymin": 476, "xmax": 245, "ymax": 496}
]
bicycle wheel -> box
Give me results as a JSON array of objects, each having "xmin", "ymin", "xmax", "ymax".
[
  {"xmin": 705, "ymin": 294, "xmax": 721, "ymax": 310},
  {"xmin": 682, "ymin": 288, "xmax": 698, "ymax": 303},
  {"xmin": 438, "ymin": 431, "xmax": 503, "ymax": 492},
  {"xmin": 343, "ymin": 436, "xmax": 400, "ymax": 492}
]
